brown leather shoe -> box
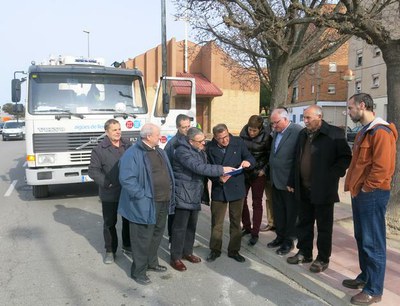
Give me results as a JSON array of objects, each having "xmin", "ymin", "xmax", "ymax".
[
  {"xmin": 170, "ymin": 259, "xmax": 187, "ymax": 272},
  {"xmin": 183, "ymin": 254, "xmax": 202, "ymax": 263},
  {"xmin": 350, "ymin": 292, "xmax": 382, "ymax": 305}
]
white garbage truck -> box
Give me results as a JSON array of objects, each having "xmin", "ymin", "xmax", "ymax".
[{"xmin": 11, "ymin": 56, "xmax": 196, "ymax": 198}]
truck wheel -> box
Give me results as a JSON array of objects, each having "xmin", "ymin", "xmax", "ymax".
[{"xmin": 33, "ymin": 185, "xmax": 49, "ymax": 198}]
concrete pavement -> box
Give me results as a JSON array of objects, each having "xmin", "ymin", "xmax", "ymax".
[{"xmin": 197, "ymin": 181, "xmax": 400, "ymax": 306}]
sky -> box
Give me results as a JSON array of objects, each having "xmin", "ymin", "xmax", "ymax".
[{"xmin": 0, "ymin": 0, "xmax": 190, "ymax": 107}]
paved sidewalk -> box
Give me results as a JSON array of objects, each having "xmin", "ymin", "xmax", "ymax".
[{"xmin": 198, "ymin": 180, "xmax": 400, "ymax": 305}]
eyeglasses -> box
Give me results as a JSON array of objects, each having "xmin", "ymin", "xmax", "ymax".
[
  {"xmin": 191, "ymin": 137, "xmax": 206, "ymax": 143},
  {"xmin": 271, "ymin": 119, "xmax": 282, "ymax": 126}
]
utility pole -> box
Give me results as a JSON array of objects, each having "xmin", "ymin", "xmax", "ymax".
[{"xmin": 83, "ymin": 30, "xmax": 90, "ymax": 58}]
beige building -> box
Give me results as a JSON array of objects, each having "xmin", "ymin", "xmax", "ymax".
[
  {"xmin": 347, "ymin": 36, "xmax": 387, "ymax": 125},
  {"xmin": 125, "ymin": 38, "xmax": 260, "ymax": 135}
]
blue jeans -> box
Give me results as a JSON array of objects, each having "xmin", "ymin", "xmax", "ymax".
[{"xmin": 351, "ymin": 189, "xmax": 390, "ymax": 296}]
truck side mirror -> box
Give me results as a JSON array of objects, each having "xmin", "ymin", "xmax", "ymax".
[
  {"xmin": 162, "ymin": 92, "xmax": 170, "ymax": 114},
  {"xmin": 11, "ymin": 79, "xmax": 21, "ymax": 102}
]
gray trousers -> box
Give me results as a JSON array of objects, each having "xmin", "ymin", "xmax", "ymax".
[{"xmin": 129, "ymin": 201, "xmax": 168, "ymax": 278}]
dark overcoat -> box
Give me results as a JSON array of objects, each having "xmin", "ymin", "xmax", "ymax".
[
  {"xmin": 206, "ymin": 135, "xmax": 255, "ymax": 202},
  {"xmin": 288, "ymin": 120, "xmax": 352, "ymax": 205}
]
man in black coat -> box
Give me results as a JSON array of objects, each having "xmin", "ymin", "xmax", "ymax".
[
  {"xmin": 88, "ymin": 119, "xmax": 132, "ymax": 264},
  {"xmin": 206, "ymin": 124, "xmax": 255, "ymax": 263},
  {"xmin": 287, "ymin": 105, "xmax": 352, "ymax": 273}
]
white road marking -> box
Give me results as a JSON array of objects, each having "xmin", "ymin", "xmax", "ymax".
[
  {"xmin": 4, "ymin": 180, "xmax": 17, "ymax": 197},
  {"xmin": 23, "ymin": 161, "xmax": 27, "ymax": 167}
]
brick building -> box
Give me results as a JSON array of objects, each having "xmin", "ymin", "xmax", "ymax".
[
  {"xmin": 286, "ymin": 42, "xmax": 350, "ymax": 127},
  {"xmin": 125, "ymin": 38, "xmax": 260, "ymax": 135}
]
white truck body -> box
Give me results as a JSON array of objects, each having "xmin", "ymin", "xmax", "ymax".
[{"xmin": 15, "ymin": 56, "xmax": 196, "ymax": 198}]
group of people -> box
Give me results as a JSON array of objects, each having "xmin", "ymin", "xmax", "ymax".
[{"xmin": 88, "ymin": 93, "xmax": 397, "ymax": 306}]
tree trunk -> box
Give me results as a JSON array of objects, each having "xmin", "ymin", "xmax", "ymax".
[
  {"xmin": 381, "ymin": 41, "xmax": 400, "ymax": 231},
  {"xmin": 269, "ymin": 59, "xmax": 291, "ymax": 109}
]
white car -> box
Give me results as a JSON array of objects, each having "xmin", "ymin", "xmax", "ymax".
[{"xmin": 2, "ymin": 120, "xmax": 25, "ymax": 141}]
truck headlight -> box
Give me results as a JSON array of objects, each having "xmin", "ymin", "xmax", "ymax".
[{"xmin": 37, "ymin": 154, "xmax": 56, "ymax": 165}]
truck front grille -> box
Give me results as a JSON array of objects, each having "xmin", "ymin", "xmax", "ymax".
[{"xmin": 33, "ymin": 131, "xmax": 139, "ymax": 153}]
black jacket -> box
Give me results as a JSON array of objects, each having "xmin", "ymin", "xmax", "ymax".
[
  {"xmin": 288, "ymin": 121, "xmax": 352, "ymax": 205},
  {"xmin": 206, "ymin": 135, "xmax": 255, "ymax": 202},
  {"xmin": 173, "ymin": 137, "xmax": 224, "ymax": 211},
  {"xmin": 88, "ymin": 136, "xmax": 131, "ymax": 202},
  {"xmin": 239, "ymin": 124, "xmax": 272, "ymax": 182}
]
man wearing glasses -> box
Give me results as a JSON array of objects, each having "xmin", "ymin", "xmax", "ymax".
[
  {"xmin": 267, "ymin": 108, "xmax": 302, "ymax": 256},
  {"xmin": 206, "ymin": 124, "xmax": 255, "ymax": 263},
  {"xmin": 169, "ymin": 127, "xmax": 234, "ymax": 271}
]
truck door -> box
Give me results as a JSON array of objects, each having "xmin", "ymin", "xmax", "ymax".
[{"xmin": 150, "ymin": 76, "xmax": 196, "ymax": 147}]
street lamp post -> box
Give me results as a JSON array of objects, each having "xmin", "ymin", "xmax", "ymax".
[
  {"xmin": 83, "ymin": 30, "xmax": 90, "ymax": 58},
  {"xmin": 341, "ymin": 69, "xmax": 355, "ymax": 140}
]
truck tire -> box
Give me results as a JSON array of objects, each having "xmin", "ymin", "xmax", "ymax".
[{"xmin": 33, "ymin": 185, "xmax": 49, "ymax": 198}]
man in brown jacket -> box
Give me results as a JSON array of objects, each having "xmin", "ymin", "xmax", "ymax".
[{"xmin": 342, "ymin": 93, "xmax": 397, "ymax": 305}]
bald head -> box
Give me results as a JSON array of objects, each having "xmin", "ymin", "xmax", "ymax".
[{"xmin": 303, "ymin": 105, "xmax": 323, "ymax": 132}]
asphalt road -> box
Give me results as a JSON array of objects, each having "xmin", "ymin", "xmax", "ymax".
[{"xmin": 0, "ymin": 139, "xmax": 329, "ymax": 306}]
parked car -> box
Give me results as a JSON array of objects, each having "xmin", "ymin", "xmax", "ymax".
[
  {"xmin": 0, "ymin": 122, "xmax": 4, "ymax": 134},
  {"xmin": 2, "ymin": 120, "xmax": 25, "ymax": 141},
  {"xmin": 347, "ymin": 125, "xmax": 362, "ymax": 143}
]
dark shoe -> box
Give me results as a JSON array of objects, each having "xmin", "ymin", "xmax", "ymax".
[
  {"xmin": 276, "ymin": 243, "xmax": 294, "ymax": 255},
  {"xmin": 170, "ymin": 259, "xmax": 187, "ymax": 272},
  {"xmin": 260, "ymin": 224, "xmax": 275, "ymax": 232},
  {"xmin": 309, "ymin": 259, "xmax": 329, "ymax": 273},
  {"xmin": 132, "ymin": 274, "xmax": 151, "ymax": 285},
  {"xmin": 241, "ymin": 228, "xmax": 251, "ymax": 236},
  {"xmin": 206, "ymin": 251, "xmax": 221, "ymax": 262},
  {"xmin": 183, "ymin": 254, "xmax": 202, "ymax": 263},
  {"xmin": 350, "ymin": 292, "xmax": 382, "ymax": 305},
  {"xmin": 287, "ymin": 252, "xmax": 313, "ymax": 264},
  {"xmin": 228, "ymin": 252, "xmax": 245, "ymax": 263},
  {"xmin": 103, "ymin": 252, "xmax": 115, "ymax": 264},
  {"xmin": 267, "ymin": 238, "xmax": 283, "ymax": 248},
  {"xmin": 122, "ymin": 246, "xmax": 132, "ymax": 255},
  {"xmin": 147, "ymin": 265, "xmax": 167, "ymax": 272},
  {"xmin": 342, "ymin": 279, "xmax": 366, "ymax": 290},
  {"xmin": 248, "ymin": 236, "xmax": 259, "ymax": 246}
]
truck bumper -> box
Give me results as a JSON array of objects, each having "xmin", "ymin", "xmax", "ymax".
[{"xmin": 26, "ymin": 166, "xmax": 93, "ymax": 186}]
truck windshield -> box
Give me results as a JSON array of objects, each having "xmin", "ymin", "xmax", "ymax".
[{"xmin": 28, "ymin": 73, "xmax": 147, "ymax": 115}]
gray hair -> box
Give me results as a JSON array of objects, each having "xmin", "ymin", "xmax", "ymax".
[
  {"xmin": 271, "ymin": 108, "xmax": 289, "ymax": 120},
  {"xmin": 140, "ymin": 123, "xmax": 159, "ymax": 139},
  {"xmin": 187, "ymin": 127, "xmax": 203, "ymax": 140},
  {"xmin": 212, "ymin": 123, "xmax": 228, "ymax": 135},
  {"xmin": 305, "ymin": 105, "xmax": 323, "ymax": 117}
]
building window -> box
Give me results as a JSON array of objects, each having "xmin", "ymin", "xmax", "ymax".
[
  {"xmin": 328, "ymin": 62, "xmax": 337, "ymax": 72},
  {"xmin": 292, "ymin": 114, "xmax": 297, "ymax": 123},
  {"xmin": 373, "ymin": 47, "xmax": 381, "ymax": 57},
  {"xmin": 300, "ymin": 114, "xmax": 304, "ymax": 122},
  {"xmin": 309, "ymin": 64, "xmax": 315, "ymax": 74},
  {"xmin": 311, "ymin": 85, "xmax": 315, "ymax": 94},
  {"xmin": 372, "ymin": 74, "xmax": 380, "ymax": 88},
  {"xmin": 356, "ymin": 50, "xmax": 363, "ymax": 67},
  {"xmin": 291, "ymin": 86, "xmax": 298, "ymax": 103},
  {"xmin": 355, "ymin": 79, "xmax": 362, "ymax": 93},
  {"xmin": 328, "ymin": 84, "xmax": 336, "ymax": 94}
]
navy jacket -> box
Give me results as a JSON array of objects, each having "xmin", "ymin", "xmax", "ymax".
[
  {"xmin": 206, "ymin": 135, "xmax": 255, "ymax": 202},
  {"xmin": 118, "ymin": 139, "xmax": 175, "ymax": 224},
  {"xmin": 173, "ymin": 137, "xmax": 224, "ymax": 211},
  {"xmin": 88, "ymin": 136, "xmax": 131, "ymax": 202}
]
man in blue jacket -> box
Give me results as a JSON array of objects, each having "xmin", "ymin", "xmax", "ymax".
[
  {"xmin": 206, "ymin": 124, "xmax": 255, "ymax": 263},
  {"xmin": 170, "ymin": 127, "xmax": 234, "ymax": 271},
  {"xmin": 118, "ymin": 123, "xmax": 175, "ymax": 286}
]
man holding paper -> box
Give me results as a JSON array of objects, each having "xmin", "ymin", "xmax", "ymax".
[{"xmin": 206, "ymin": 124, "xmax": 255, "ymax": 263}]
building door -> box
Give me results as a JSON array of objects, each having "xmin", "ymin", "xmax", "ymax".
[{"xmin": 196, "ymin": 98, "xmax": 211, "ymax": 135}]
